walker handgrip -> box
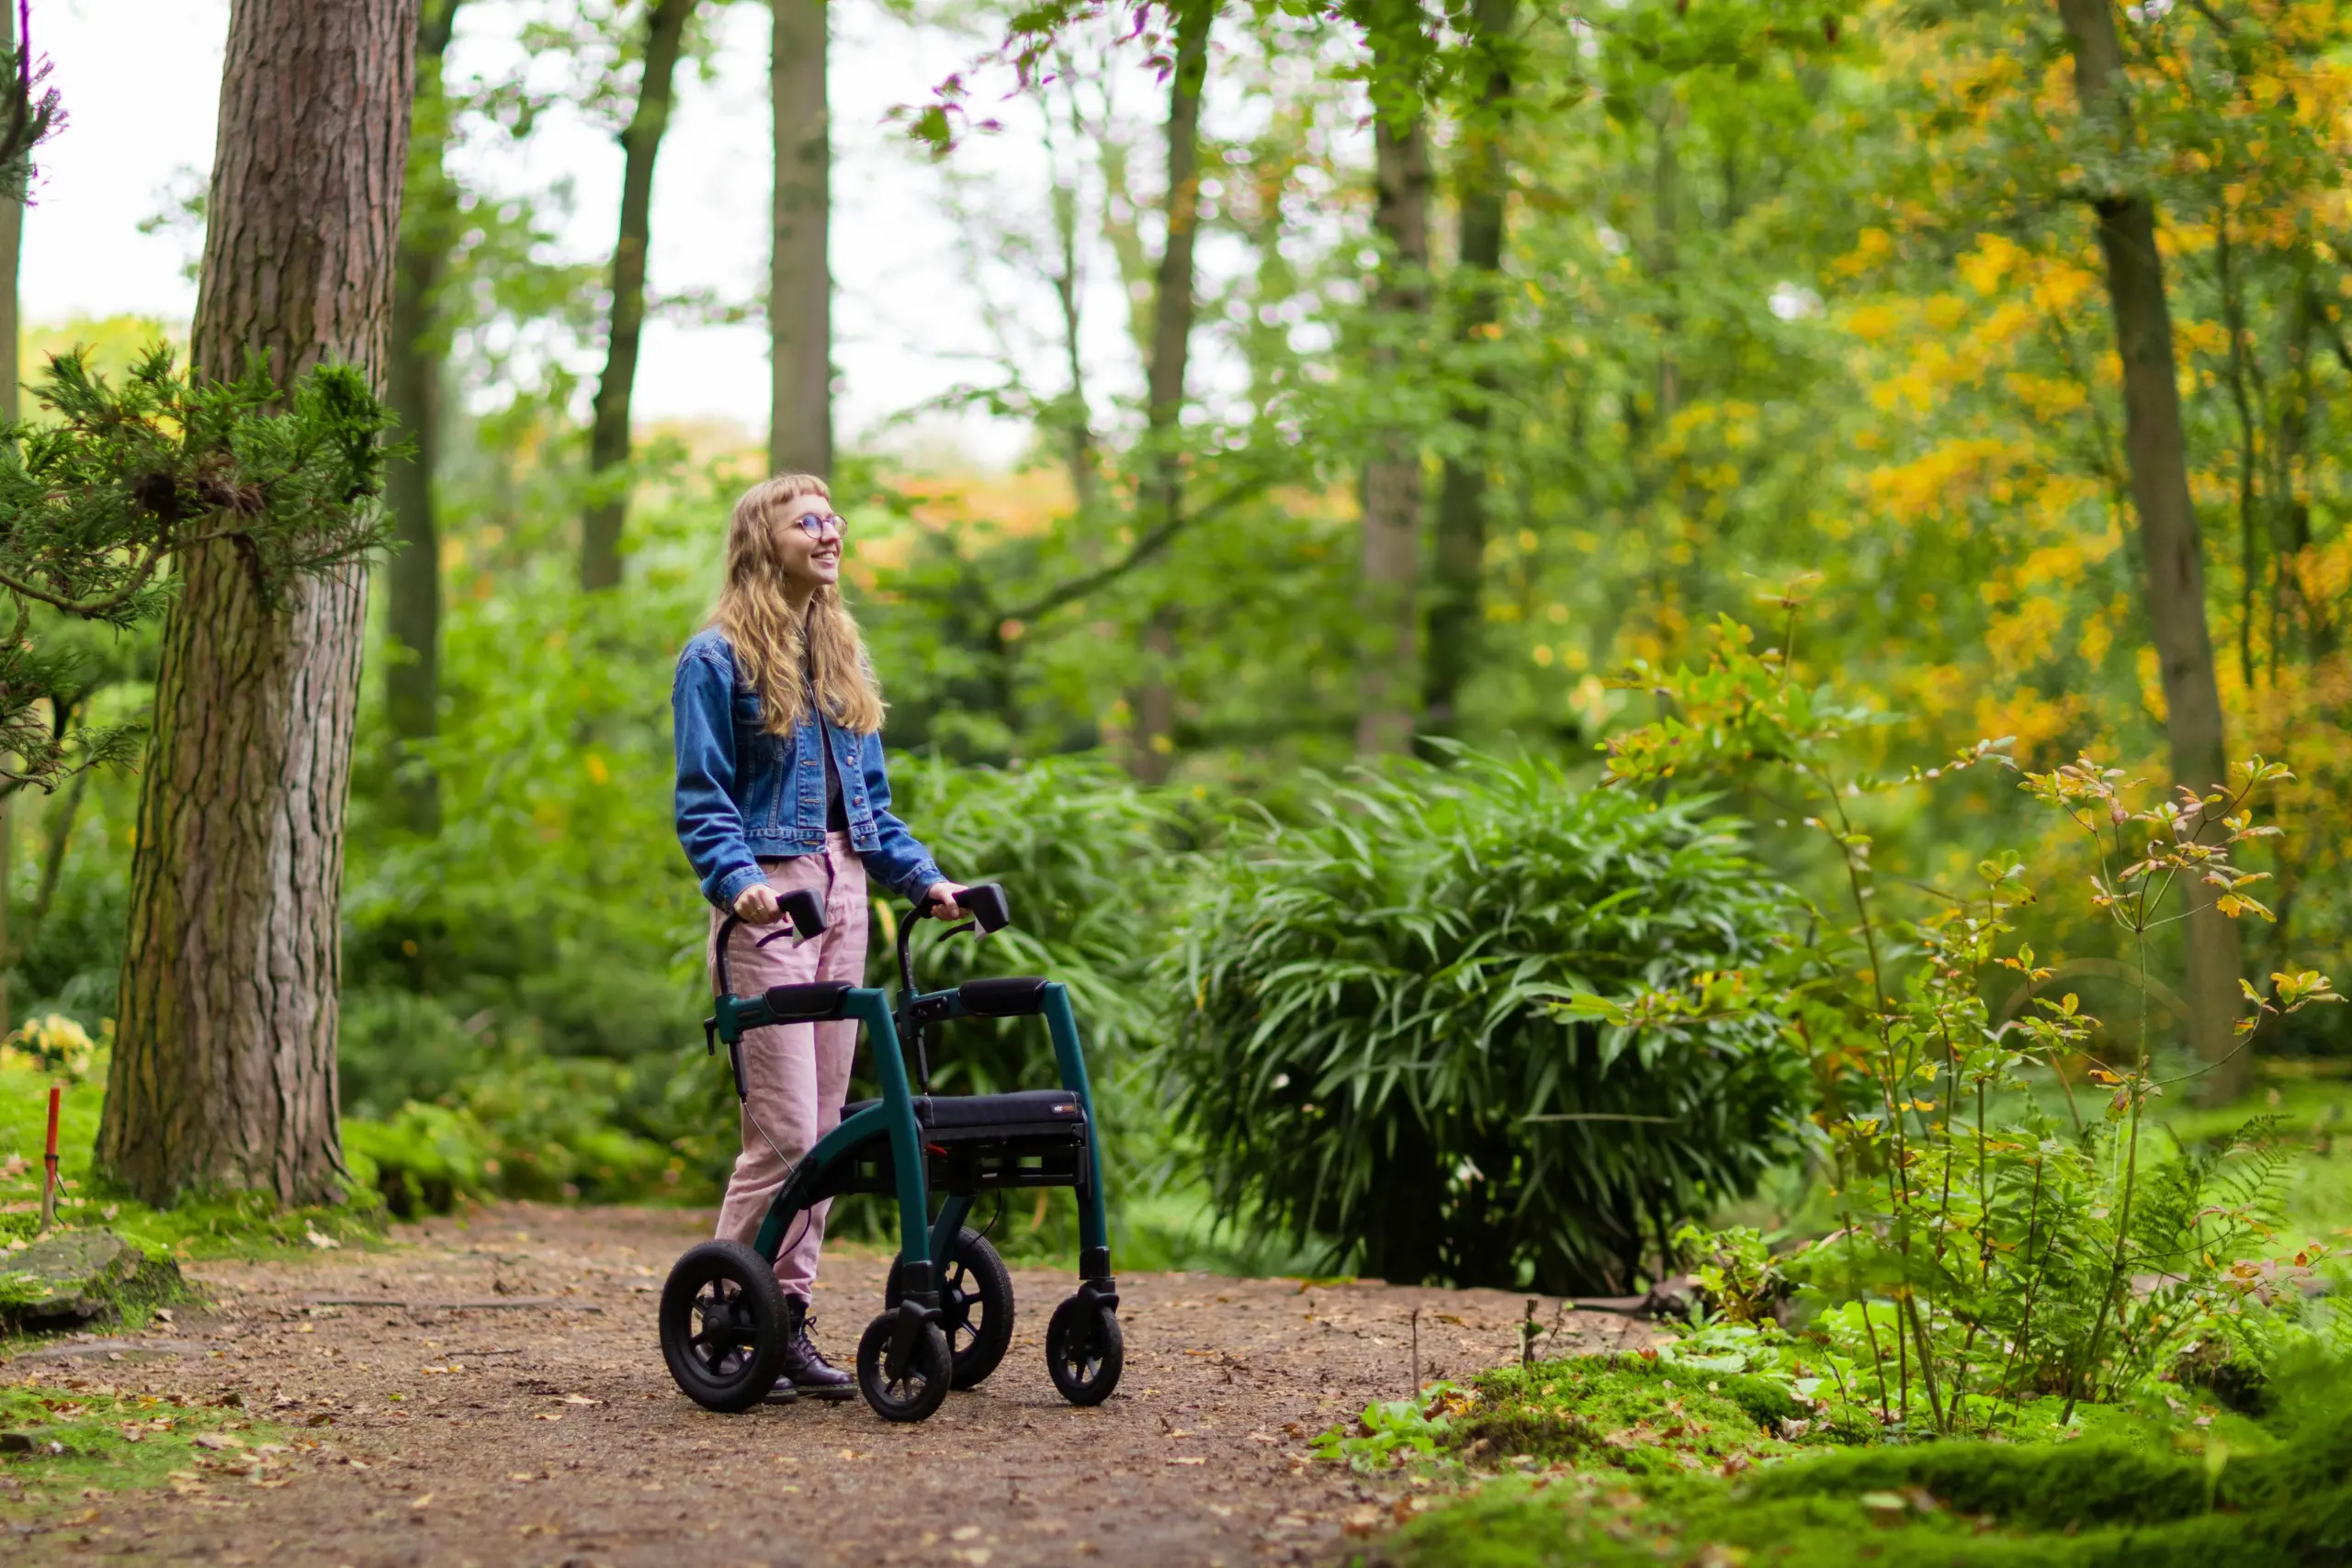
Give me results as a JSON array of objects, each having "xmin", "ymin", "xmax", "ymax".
[
  {"xmin": 777, "ymin": 886, "xmax": 826, "ymax": 941},
  {"xmin": 762, "ymin": 979, "xmax": 854, "ymax": 1021},
  {"xmin": 962, "ymin": 883, "xmax": 1011, "ymax": 933}
]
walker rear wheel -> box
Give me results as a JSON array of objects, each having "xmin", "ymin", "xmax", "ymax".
[
  {"xmin": 888, "ymin": 1226, "xmax": 1014, "ymax": 1390},
  {"xmin": 659, "ymin": 1241, "xmax": 787, "ymax": 1413}
]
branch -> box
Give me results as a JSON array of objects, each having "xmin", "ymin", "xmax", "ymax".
[
  {"xmin": 0, "ymin": 536, "xmax": 170, "ymax": 617},
  {"xmin": 1004, "ymin": 468, "xmax": 1278, "ymax": 624}
]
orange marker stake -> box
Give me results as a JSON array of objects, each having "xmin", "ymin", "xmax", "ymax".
[{"xmin": 38, "ymin": 1083, "xmax": 60, "ymax": 1233}]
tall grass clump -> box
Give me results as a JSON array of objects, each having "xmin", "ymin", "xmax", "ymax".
[{"xmin": 1164, "ymin": 750, "xmax": 1808, "ymax": 1294}]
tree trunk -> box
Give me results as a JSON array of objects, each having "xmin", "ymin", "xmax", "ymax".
[
  {"xmin": 0, "ymin": 0, "xmax": 20, "ymax": 1030},
  {"xmin": 770, "ymin": 0, "xmax": 828, "ymax": 478},
  {"xmin": 2058, "ymin": 0, "xmax": 2245, "ymax": 1100},
  {"xmin": 101, "ymin": 0, "xmax": 417, "ymax": 1207},
  {"xmin": 1355, "ymin": 17, "xmax": 1430, "ymax": 758},
  {"xmin": 1421, "ymin": 0, "xmax": 1513, "ymax": 739},
  {"xmin": 1127, "ymin": 0, "xmax": 1213, "ymax": 783},
  {"xmin": 384, "ymin": 0, "xmax": 460, "ymax": 836},
  {"xmin": 582, "ymin": 0, "xmax": 695, "ymax": 591}
]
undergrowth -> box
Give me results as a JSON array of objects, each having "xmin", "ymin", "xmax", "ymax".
[{"xmin": 0, "ymin": 1060, "xmax": 386, "ymax": 1260}]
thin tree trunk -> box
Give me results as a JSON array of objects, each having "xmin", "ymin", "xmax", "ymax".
[
  {"xmin": 769, "ymin": 0, "xmax": 828, "ymax": 477},
  {"xmin": 1356, "ymin": 12, "xmax": 1430, "ymax": 757},
  {"xmin": 582, "ymin": 0, "xmax": 695, "ymax": 591},
  {"xmin": 2058, "ymin": 0, "xmax": 2245, "ymax": 1100},
  {"xmin": 384, "ymin": 0, "xmax": 460, "ymax": 836},
  {"xmin": 1422, "ymin": 0, "xmax": 1513, "ymax": 739},
  {"xmin": 1046, "ymin": 85, "xmax": 1097, "ymax": 515},
  {"xmin": 1127, "ymin": 0, "xmax": 1213, "ymax": 783},
  {"xmin": 28, "ymin": 759, "xmax": 85, "ymax": 933},
  {"xmin": 102, "ymin": 0, "xmax": 417, "ymax": 1207}
]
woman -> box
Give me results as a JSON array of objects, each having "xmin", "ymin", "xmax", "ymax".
[{"xmin": 673, "ymin": 472, "xmax": 967, "ymax": 1402}]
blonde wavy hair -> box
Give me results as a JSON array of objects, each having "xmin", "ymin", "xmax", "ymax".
[{"xmin": 712, "ymin": 473, "xmax": 887, "ymax": 737}]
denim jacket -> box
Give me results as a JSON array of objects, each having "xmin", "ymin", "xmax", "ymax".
[{"xmin": 672, "ymin": 628, "xmax": 945, "ymax": 912}]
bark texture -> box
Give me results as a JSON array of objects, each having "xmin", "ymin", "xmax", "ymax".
[
  {"xmin": 101, "ymin": 0, "xmax": 417, "ymax": 1206},
  {"xmin": 383, "ymin": 0, "xmax": 461, "ymax": 835},
  {"xmin": 1355, "ymin": 29, "xmax": 1430, "ymax": 758},
  {"xmin": 2059, "ymin": 0, "xmax": 2245, "ymax": 1099},
  {"xmin": 769, "ymin": 0, "xmax": 829, "ymax": 478},
  {"xmin": 1422, "ymin": 0, "xmax": 1514, "ymax": 738},
  {"xmin": 582, "ymin": 0, "xmax": 695, "ymax": 591},
  {"xmin": 1127, "ymin": 0, "xmax": 1213, "ymax": 783}
]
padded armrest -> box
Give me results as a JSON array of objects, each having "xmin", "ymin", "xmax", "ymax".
[
  {"xmin": 958, "ymin": 976, "xmax": 1050, "ymax": 1018},
  {"xmin": 763, "ymin": 980, "xmax": 854, "ymax": 1021}
]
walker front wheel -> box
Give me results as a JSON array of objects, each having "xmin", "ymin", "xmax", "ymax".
[
  {"xmin": 1045, "ymin": 1293, "xmax": 1123, "ymax": 1406},
  {"xmin": 659, "ymin": 1241, "xmax": 786, "ymax": 1413},
  {"xmin": 856, "ymin": 1314, "xmax": 953, "ymax": 1424}
]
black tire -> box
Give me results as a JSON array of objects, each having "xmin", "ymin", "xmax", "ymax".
[
  {"xmin": 1045, "ymin": 1293, "xmax": 1123, "ymax": 1406},
  {"xmin": 659, "ymin": 1240, "xmax": 787, "ymax": 1413},
  {"xmin": 887, "ymin": 1226, "xmax": 1015, "ymax": 1390},
  {"xmin": 855, "ymin": 1313, "xmax": 954, "ymax": 1423}
]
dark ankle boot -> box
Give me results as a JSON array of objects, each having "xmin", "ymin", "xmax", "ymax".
[{"xmin": 778, "ymin": 1295, "xmax": 856, "ymax": 1401}]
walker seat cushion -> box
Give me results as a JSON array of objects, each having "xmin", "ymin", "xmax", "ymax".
[{"xmin": 841, "ymin": 1089, "xmax": 1086, "ymax": 1141}]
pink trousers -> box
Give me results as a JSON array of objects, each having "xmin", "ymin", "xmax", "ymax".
[{"xmin": 708, "ymin": 834, "xmax": 868, "ymax": 1298}]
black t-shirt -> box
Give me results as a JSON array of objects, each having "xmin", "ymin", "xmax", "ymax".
[{"xmin": 808, "ymin": 662, "xmax": 848, "ymax": 833}]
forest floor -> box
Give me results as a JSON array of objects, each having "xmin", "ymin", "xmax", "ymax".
[{"xmin": 2, "ymin": 1202, "xmax": 1652, "ymax": 1567}]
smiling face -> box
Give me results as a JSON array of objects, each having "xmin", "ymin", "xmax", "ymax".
[{"xmin": 771, "ymin": 493, "xmax": 842, "ymax": 596}]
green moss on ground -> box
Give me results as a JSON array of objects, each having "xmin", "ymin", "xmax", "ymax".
[
  {"xmin": 0, "ymin": 1063, "xmax": 388, "ymax": 1264},
  {"xmin": 1452, "ymin": 1356, "xmax": 1817, "ymax": 1478},
  {"xmin": 0, "ymin": 1378, "xmax": 300, "ymax": 1526},
  {"xmin": 1360, "ymin": 1353, "xmax": 2340, "ymax": 1568}
]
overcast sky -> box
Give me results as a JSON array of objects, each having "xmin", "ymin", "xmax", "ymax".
[{"xmin": 18, "ymin": 0, "xmax": 1102, "ymax": 465}]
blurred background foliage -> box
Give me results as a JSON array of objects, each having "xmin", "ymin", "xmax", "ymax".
[{"xmin": 6, "ymin": 0, "xmax": 2352, "ymax": 1289}]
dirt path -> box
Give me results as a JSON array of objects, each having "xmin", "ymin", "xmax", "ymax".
[{"xmin": 5, "ymin": 1203, "xmax": 1651, "ymax": 1567}]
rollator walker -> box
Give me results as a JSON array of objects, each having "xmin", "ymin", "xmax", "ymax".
[{"xmin": 657, "ymin": 882, "xmax": 1122, "ymax": 1423}]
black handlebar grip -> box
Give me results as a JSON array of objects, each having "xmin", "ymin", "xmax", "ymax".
[
  {"xmin": 778, "ymin": 886, "xmax": 826, "ymax": 941},
  {"xmin": 959, "ymin": 883, "xmax": 1011, "ymax": 933}
]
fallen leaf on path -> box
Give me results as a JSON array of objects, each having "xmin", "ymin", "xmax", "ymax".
[
  {"xmin": 1168, "ymin": 1456, "xmax": 1205, "ymax": 1466},
  {"xmin": 560, "ymin": 1393, "xmax": 600, "ymax": 1405},
  {"xmin": 534, "ymin": 1413, "xmax": 561, "ymax": 1422},
  {"xmin": 411, "ymin": 1493, "xmax": 434, "ymax": 1510}
]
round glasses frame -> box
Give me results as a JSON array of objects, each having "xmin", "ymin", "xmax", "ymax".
[{"xmin": 783, "ymin": 510, "xmax": 846, "ymax": 541}]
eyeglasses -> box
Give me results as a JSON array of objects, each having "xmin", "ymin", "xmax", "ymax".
[{"xmin": 786, "ymin": 510, "xmax": 846, "ymax": 540}]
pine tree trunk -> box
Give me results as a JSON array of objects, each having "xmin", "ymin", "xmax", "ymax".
[
  {"xmin": 100, "ymin": 0, "xmax": 417, "ymax": 1207},
  {"xmin": 0, "ymin": 0, "xmax": 20, "ymax": 1030},
  {"xmin": 1127, "ymin": 0, "xmax": 1212, "ymax": 783},
  {"xmin": 769, "ymin": 0, "xmax": 829, "ymax": 478},
  {"xmin": 1356, "ymin": 20, "xmax": 1430, "ymax": 758},
  {"xmin": 582, "ymin": 0, "xmax": 695, "ymax": 591},
  {"xmin": 384, "ymin": 0, "xmax": 460, "ymax": 836},
  {"xmin": 1422, "ymin": 0, "xmax": 1513, "ymax": 739},
  {"xmin": 2058, "ymin": 0, "xmax": 2245, "ymax": 1100}
]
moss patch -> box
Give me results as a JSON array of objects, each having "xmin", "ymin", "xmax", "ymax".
[
  {"xmin": 1365, "ymin": 1355, "xmax": 2349, "ymax": 1568},
  {"xmin": 0, "ymin": 1377, "xmax": 299, "ymax": 1527}
]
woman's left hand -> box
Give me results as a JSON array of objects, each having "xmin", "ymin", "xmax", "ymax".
[{"xmin": 923, "ymin": 881, "xmax": 970, "ymax": 921}]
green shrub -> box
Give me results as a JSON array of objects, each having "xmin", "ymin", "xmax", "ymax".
[
  {"xmin": 876, "ymin": 752, "xmax": 1188, "ymax": 1090},
  {"xmin": 1164, "ymin": 751, "xmax": 1807, "ymax": 1293}
]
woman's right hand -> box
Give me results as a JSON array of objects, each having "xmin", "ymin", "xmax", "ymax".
[{"xmin": 732, "ymin": 881, "xmax": 781, "ymax": 924}]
